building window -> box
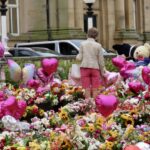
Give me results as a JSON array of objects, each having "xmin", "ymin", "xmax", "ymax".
[{"xmin": 8, "ymin": 0, "xmax": 19, "ymax": 35}]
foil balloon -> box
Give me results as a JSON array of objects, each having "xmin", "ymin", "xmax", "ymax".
[
  {"xmin": 104, "ymin": 71, "xmax": 119, "ymax": 86},
  {"xmin": 27, "ymin": 79, "xmax": 40, "ymax": 89},
  {"xmin": 37, "ymin": 67, "xmax": 54, "ymax": 84},
  {"xmin": 41, "ymin": 58, "xmax": 58, "ymax": 76},
  {"xmin": 112, "ymin": 56, "xmax": 126, "ymax": 69},
  {"xmin": 0, "ymin": 42, "xmax": 4, "ymax": 58},
  {"xmin": 120, "ymin": 61, "xmax": 136, "ymax": 79},
  {"xmin": 22, "ymin": 64, "xmax": 35, "ymax": 84},
  {"xmin": 128, "ymin": 80, "xmax": 145, "ymax": 94},
  {"xmin": 0, "ymin": 91, "xmax": 4, "ymax": 101},
  {"xmin": 95, "ymin": 94, "xmax": 118, "ymax": 117},
  {"xmin": 3, "ymin": 96, "xmax": 17, "ymax": 112},
  {"xmin": 7, "ymin": 59, "xmax": 22, "ymax": 82},
  {"xmin": 15, "ymin": 100, "xmax": 27, "ymax": 119},
  {"xmin": 124, "ymin": 145, "xmax": 140, "ymax": 150},
  {"xmin": 142, "ymin": 66, "xmax": 150, "ymax": 85}
]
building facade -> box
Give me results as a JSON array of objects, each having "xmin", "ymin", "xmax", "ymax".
[{"xmin": 0, "ymin": 0, "xmax": 150, "ymax": 50}]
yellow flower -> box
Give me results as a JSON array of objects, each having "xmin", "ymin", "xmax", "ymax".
[
  {"xmin": 129, "ymin": 109, "xmax": 138, "ymax": 116},
  {"xmin": 96, "ymin": 116, "xmax": 104, "ymax": 126},
  {"xmin": 61, "ymin": 139, "xmax": 72, "ymax": 150},
  {"xmin": 29, "ymin": 141, "xmax": 40, "ymax": 150},
  {"xmin": 17, "ymin": 147, "xmax": 27, "ymax": 150},
  {"xmin": 59, "ymin": 109, "xmax": 69, "ymax": 120},
  {"xmin": 125, "ymin": 117, "xmax": 134, "ymax": 126},
  {"xmin": 105, "ymin": 141, "xmax": 114, "ymax": 150},
  {"xmin": 121, "ymin": 114, "xmax": 134, "ymax": 126},
  {"xmin": 109, "ymin": 130, "xmax": 118, "ymax": 138},
  {"xmin": 121, "ymin": 114, "xmax": 131, "ymax": 120},
  {"xmin": 99, "ymin": 143, "xmax": 106, "ymax": 150},
  {"xmin": 139, "ymin": 134, "xmax": 145, "ymax": 141},
  {"xmin": 87, "ymin": 123, "xmax": 95, "ymax": 132},
  {"xmin": 124, "ymin": 125, "xmax": 134, "ymax": 137},
  {"xmin": 39, "ymin": 109, "xmax": 44, "ymax": 116}
]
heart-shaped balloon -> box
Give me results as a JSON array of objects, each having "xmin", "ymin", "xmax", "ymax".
[
  {"xmin": 0, "ymin": 42, "xmax": 4, "ymax": 58},
  {"xmin": 41, "ymin": 58, "xmax": 58, "ymax": 76},
  {"xmin": 112, "ymin": 56, "xmax": 126, "ymax": 69},
  {"xmin": 142, "ymin": 66, "xmax": 150, "ymax": 85},
  {"xmin": 95, "ymin": 94, "xmax": 118, "ymax": 117},
  {"xmin": 128, "ymin": 81, "xmax": 145, "ymax": 94}
]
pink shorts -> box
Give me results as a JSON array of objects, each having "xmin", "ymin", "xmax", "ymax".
[{"xmin": 80, "ymin": 68, "xmax": 100, "ymax": 89}]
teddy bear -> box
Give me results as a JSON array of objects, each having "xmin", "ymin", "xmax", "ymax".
[{"xmin": 112, "ymin": 43, "xmax": 150, "ymax": 62}]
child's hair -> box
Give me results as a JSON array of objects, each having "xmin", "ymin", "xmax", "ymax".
[{"xmin": 87, "ymin": 27, "xmax": 99, "ymax": 39}]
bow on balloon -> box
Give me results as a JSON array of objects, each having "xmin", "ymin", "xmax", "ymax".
[{"xmin": 7, "ymin": 59, "xmax": 35, "ymax": 85}]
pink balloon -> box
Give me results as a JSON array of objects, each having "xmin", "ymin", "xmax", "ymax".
[
  {"xmin": 95, "ymin": 94, "xmax": 118, "ymax": 117},
  {"xmin": 124, "ymin": 145, "xmax": 140, "ymax": 150},
  {"xmin": 41, "ymin": 58, "xmax": 58, "ymax": 76},
  {"xmin": 142, "ymin": 66, "xmax": 150, "ymax": 85},
  {"xmin": 3, "ymin": 96, "xmax": 17, "ymax": 112},
  {"xmin": 0, "ymin": 42, "xmax": 4, "ymax": 58},
  {"xmin": 37, "ymin": 67, "xmax": 54, "ymax": 84},
  {"xmin": 15, "ymin": 100, "xmax": 27, "ymax": 119},
  {"xmin": 37, "ymin": 68, "xmax": 48, "ymax": 83},
  {"xmin": 120, "ymin": 62, "xmax": 136, "ymax": 79},
  {"xmin": 112, "ymin": 56, "xmax": 126, "ymax": 69},
  {"xmin": 0, "ymin": 91, "xmax": 4, "ymax": 101},
  {"xmin": 27, "ymin": 79, "xmax": 40, "ymax": 89},
  {"xmin": 128, "ymin": 81, "xmax": 145, "ymax": 94}
]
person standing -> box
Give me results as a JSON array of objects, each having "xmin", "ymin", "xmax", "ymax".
[{"xmin": 76, "ymin": 27, "xmax": 106, "ymax": 99}]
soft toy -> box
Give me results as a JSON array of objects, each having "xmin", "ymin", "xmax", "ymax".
[{"xmin": 112, "ymin": 43, "xmax": 150, "ymax": 62}]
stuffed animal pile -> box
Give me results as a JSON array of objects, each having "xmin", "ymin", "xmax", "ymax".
[{"xmin": 112, "ymin": 43, "xmax": 150, "ymax": 63}]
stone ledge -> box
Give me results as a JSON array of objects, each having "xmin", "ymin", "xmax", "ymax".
[
  {"xmin": 8, "ymin": 28, "xmax": 86, "ymax": 43},
  {"xmin": 114, "ymin": 30, "xmax": 140, "ymax": 40}
]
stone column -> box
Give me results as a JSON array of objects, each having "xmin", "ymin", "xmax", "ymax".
[
  {"xmin": 50, "ymin": 0, "xmax": 58, "ymax": 28},
  {"xmin": 74, "ymin": 0, "xmax": 84, "ymax": 29},
  {"xmin": 125, "ymin": 0, "xmax": 136, "ymax": 30},
  {"xmin": 68, "ymin": 0, "xmax": 75, "ymax": 28},
  {"xmin": 143, "ymin": 0, "xmax": 150, "ymax": 42},
  {"xmin": 115, "ymin": 0, "xmax": 125, "ymax": 31}
]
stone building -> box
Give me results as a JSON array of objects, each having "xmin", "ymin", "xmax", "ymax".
[{"xmin": 0, "ymin": 0, "xmax": 150, "ymax": 50}]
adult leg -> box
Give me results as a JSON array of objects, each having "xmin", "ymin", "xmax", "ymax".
[
  {"xmin": 91, "ymin": 69, "xmax": 100, "ymax": 99},
  {"xmin": 80, "ymin": 68, "xmax": 92, "ymax": 99}
]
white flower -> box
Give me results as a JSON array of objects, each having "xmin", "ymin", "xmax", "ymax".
[
  {"xmin": 129, "ymin": 98, "xmax": 139, "ymax": 104},
  {"xmin": 41, "ymin": 118, "xmax": 49, "ymax": 127}
]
